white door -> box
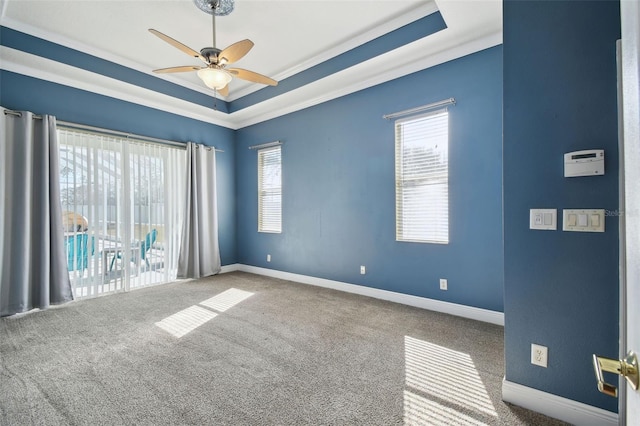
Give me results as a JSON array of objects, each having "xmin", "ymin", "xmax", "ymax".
[{"xmin": 621, "ymin": 1, "xmax": 640, "ymax": 423}]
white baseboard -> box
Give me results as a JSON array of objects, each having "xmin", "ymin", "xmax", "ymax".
[
  {"xmin": 502, "ymin": 379, "xmax": 618, "ymax": 426},
  {"xmin": 220, "ymin": 263, "xmax": 241, "ymax": 274},
  {"xmin": 235, "ymin": 264, "xmax": 504, "ymax": 326}
]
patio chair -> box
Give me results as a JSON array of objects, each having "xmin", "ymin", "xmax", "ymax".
[
  {"xmin": 140, "ymin": 228, "xmax": 158, "ymax": 267},
  {"xmin": 109, "ymin": 229, "xmax": 158, "ymax": 271},
  {"xmin": 65, "ymin": 233, "xmax": 94, "ymax": 271}
]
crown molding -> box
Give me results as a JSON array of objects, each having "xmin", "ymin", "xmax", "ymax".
[
  {"xmin": 0, "ymin": 1, "xmax": 439, "ymax": 104},
  {"xmin": 1, "ymin": 24, "xmax": 501, "ymax": 131},
  {"xmin": 1, "ymin": 0, "xmax": 502, "ymax": 130},
  {"xmin": 0, "ymin": 46, "xmax": 235, "ymax": 129},
  {"xmin": 231, "ymin": 31, "xmax": 502, "ymax": 128},
  {"xmin": 227, "ymin": 1, "xmax": 440, "ymax": 101},
  {"xmin": 0, "ymin": 16, "xmax": 221, "ymax": 99}
]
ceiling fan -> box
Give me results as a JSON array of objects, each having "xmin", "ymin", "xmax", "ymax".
[{"xmin": 149, "ymin": 1, "xmax": 277, "ymax": 97}]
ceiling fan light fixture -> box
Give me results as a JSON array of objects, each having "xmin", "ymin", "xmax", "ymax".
[
  {"xmin": 197, "ymin": 68, "xmax": 233, "ymax": 90},
  {"xmin": 193, "ymin": 0, "xmax": 234, "ymax": 16}
]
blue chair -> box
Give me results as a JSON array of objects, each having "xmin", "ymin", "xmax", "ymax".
[
  {"xmin": 140, "ymin": 229, "xmax": 158, "ymax": 267},
  {"xmin": 65, "ymin": 233, "xmax": 94, "ymax": 271},
  {"xmin": 109, "ymin": 229, "xmax": 158, "ymax": 271}
]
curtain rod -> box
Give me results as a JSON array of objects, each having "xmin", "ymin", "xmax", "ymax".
[
  {"xmin": 3, "ymin": 109, "xmax": 224, "ymax": 153},
  {"xmin": 248, "ymin": 141, "xmax": 282, "ymax": 150},
  {"xmin": 4, "ymin": 109, "xmax": 42, "ymax": 119},
  {"xmin": 382, "ymin": 98, "xmax": 456, "ymax": 120}
]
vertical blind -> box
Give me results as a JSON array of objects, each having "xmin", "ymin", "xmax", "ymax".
[
  {"xmin": 58, "ymin": 128, "xmax": 186, "ymax": 298},
  {"xmin": 395, "ymin": 110, "xmax": 449, "ymax": 244},
  {"xmin": 258, "ymin": 146, "xmax": 282, "ymax": 233}
]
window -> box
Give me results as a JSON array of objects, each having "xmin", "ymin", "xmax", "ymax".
[
  {"xmin": 258, "ymin": 146, "xmax": 282, "ymax": 233},
  {"xmin": 395, "ymin": 110, "xmax": 449, "ymax": 243}
]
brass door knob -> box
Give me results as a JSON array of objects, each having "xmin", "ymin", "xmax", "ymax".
[{"xmin": 592, "ymin": 351, "xmax": 639, "ymax": 397}]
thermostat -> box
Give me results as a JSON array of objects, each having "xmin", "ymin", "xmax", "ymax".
[{"xmin": 564, "ymin": 149, "xmax": 604, "ymax": 177}]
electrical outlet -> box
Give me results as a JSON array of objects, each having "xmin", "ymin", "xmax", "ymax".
[
  {"xmin": 531, "ymin": 344, "xmax": 548, "ymax": 367},
  {"xmin": 267, "ymin": 254, "xmax": 271, "ymax": 262},
  {"xmin": 439, "ymin": 279, "xmax": 447, "ymax": 290},
  {"xmin": 360, "ymin": 266, "xmax": 366, "ymax": 275}
]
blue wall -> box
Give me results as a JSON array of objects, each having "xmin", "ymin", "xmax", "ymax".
[
  {"xmin": 235, "ymin": 46, "xmax": 504, "ymax": 312},
  {"xmin": 503, "ymin": 0, "xmax": 620, "ymax": 412},
  {"xmin": 0, "ymin": 71, "xmax": 238, "ymax": 266}
]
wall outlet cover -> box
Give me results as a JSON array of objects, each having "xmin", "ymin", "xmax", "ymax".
[
  {"xmin": 530, "ymin": 209, "xmax": 557, "ymax": 231},
  {"xmin": 439, "ymin": 279, "xmax": 448, "ymax": 290},
  {"xmin": 531, "ymin": 343, "xmax": 548, "ymax": 368}
]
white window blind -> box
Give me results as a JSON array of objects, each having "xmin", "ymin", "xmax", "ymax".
[
  {"xmin": 395, "ymin": 110, "xmax": 449, "ymax": 244},
  {"xmin": 58, "ymin": 128, "xmax": 186, "ymax": 299},
  {"xmin": 258, "ymin": 146, "xmax": 282, "ymax": 233}
]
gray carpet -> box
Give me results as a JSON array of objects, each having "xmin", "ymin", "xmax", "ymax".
[{"xmin": 0, "ymin": 272, "xmax": 567, "ymax": 425}]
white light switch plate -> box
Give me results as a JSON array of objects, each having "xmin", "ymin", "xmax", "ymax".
[
  {"xmin": 530, "ymin": 209, "xmax": 557, "ymax": 230},
  {"xmin": 563, "ymin": 209, "xmax": 605, "ymax": 232}
]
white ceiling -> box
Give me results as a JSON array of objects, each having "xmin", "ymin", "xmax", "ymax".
[{"xmin": 0, "ymin": 0, "xmax": 502, "ymax": 129}]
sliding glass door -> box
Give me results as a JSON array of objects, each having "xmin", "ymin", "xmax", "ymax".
[{"xmin": 58, "ymin": 129, "xmax": 186, "ymax": 299}]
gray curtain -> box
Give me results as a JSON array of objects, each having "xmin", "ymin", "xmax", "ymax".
[
  {"xmin": 0, "ymin": 109, "xmax": 73, "ymax": 316},
  {"xmin": 177, "ymin": 142, "xmax": 221, "ymax": 279}
]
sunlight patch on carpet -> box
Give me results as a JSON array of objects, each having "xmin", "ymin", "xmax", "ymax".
[
  {"xmin": 403, "ymin": 389, "xmax": 487, "ymax": 425},
  {"xmin": 155, "ymin": 305, "xmax": 218, "ymax": 338},
  {"xmin": 403, "ymin": 336, "xmax": 497, "ymax": 424},
  {"xmin": 199, "ymin": 288, "xmax": 254, "ymax": 312}
]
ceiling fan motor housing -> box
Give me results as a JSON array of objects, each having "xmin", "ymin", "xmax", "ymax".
[{"xmin": 200, "ymin": 47, "xmax": 222, "ymax": 63}]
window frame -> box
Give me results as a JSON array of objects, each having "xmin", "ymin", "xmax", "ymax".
[
  {"xmin": 257, "ymin": 145, "xmax": 282, "ymax": 233},
  {"xmin": 394, "ymin": 109, "xmax": 450, "ymax": 244}
]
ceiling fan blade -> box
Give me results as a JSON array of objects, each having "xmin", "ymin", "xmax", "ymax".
[
  {"xmin": 152, "ymin": 66, "xmax": 203, "ymax": 74},
  {"xmin": 218, "ymin": 39, "xmax": 254, "ymax": 65},
  {"xmin": 149, "ymin": 29, "xmax": 208, "ymax": 64},
  {"xmin": 227, "ymin": 68, "xmax": 278, "ymax": 86},
  {"xmin": 218, "ymin": 85, "xmax": 229, "ymax": 97}
]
